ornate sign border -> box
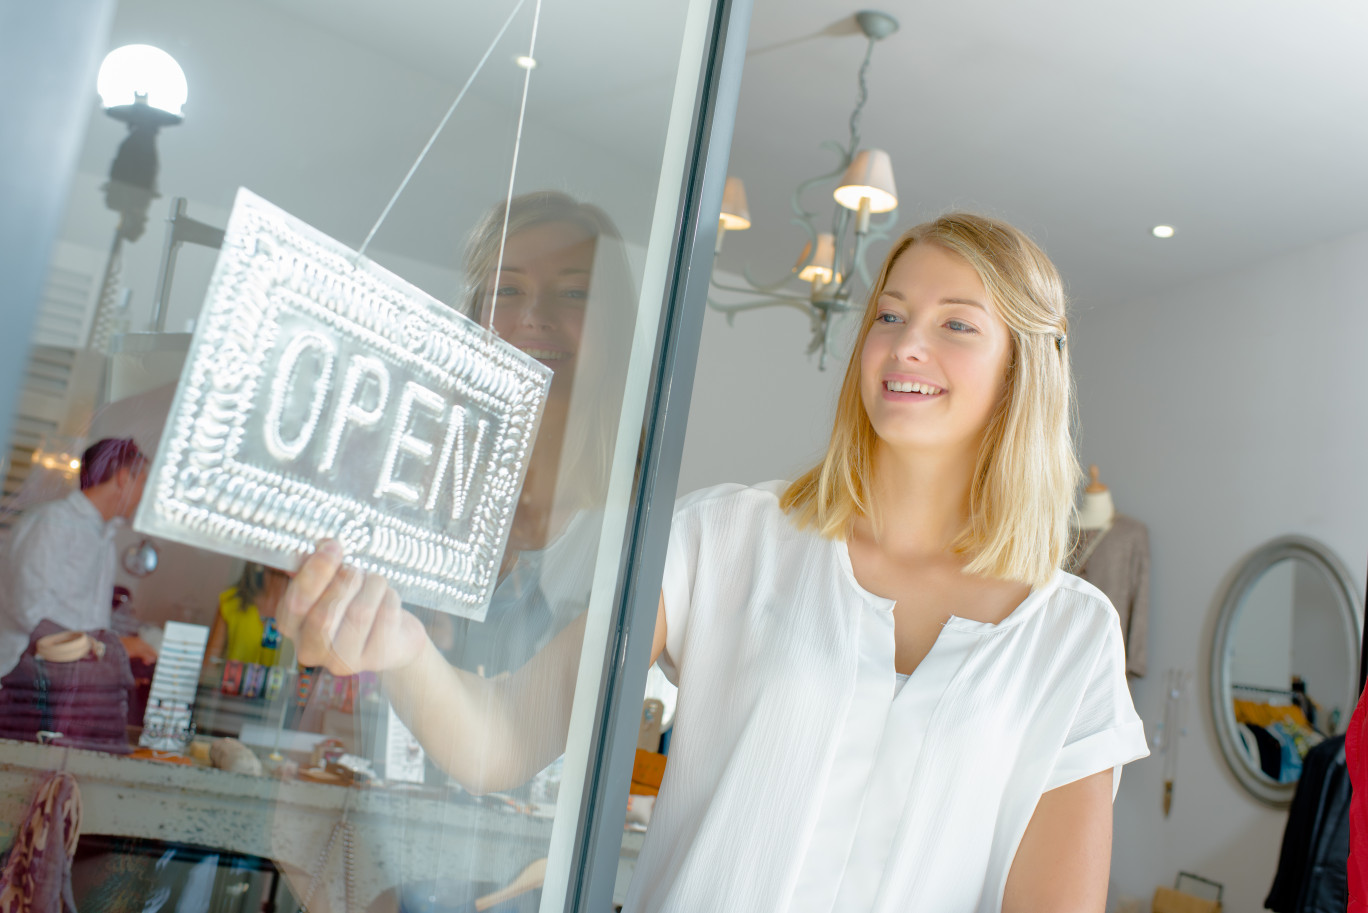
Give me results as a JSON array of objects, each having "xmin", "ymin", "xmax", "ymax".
[{"xmin": 135, "ymin": 188, "xmax": 551, "ymax": 619}]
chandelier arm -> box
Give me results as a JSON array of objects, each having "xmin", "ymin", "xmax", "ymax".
[
  {"xmin": 785, "ymin": 214, "xmax": 821, "ymax": 285},
  {"xmin": 706, "ymin": 295, "xmax": 822, "ymax": 323},
  {"xmin": 708, "ymin": 275, "xmax": 812, "ymax": 303},
  {"xmin": 866, "ymin": 209, "xmax": 899, "ymax": 239},
  {"xmin": 853, "ymin": 209, "xmax": 901, "ymax": 286},
  {"xmin": 739, "ymin": 260, "xmax": 805, "ymax": 293},
  {"xmin": 790, "ymin": 143, "xmax": 852, "ymax": 225},
  {"xmin": 831, "ymin": 219, "xmax": 874, "ymax": 301}
]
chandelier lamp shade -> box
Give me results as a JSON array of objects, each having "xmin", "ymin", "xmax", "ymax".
[
  {"xmin": 835, "ymin": 149, "xmax": 898, "ymax": 219},
  {"xmin": 708, "ymin": 10, "xmax": 900, "ymax": 368},
  {"xmin": 719, "ymin": 176, "xmax": 752, "ymax": 231}
]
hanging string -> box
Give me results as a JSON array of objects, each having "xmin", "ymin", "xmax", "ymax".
[
  {"xmin": 355, "ymin": 0, "xmax": 530, "ymax": 261},
  {"xmin": 484, "ymin": 0, "xmax": 544, "ymax": 334}
]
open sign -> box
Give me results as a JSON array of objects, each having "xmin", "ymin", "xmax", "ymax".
[{"xmin": 135, "ymin": 189, "xmax": 551, "ymax": 619}]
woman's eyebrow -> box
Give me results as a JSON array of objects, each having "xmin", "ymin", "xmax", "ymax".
[
  {"xmin": 877, "ymin": 291, "xmax": 985, "ymax": 311},
  {"xmin": 942, "ymin": 297, "xmax": 986, "ymax": 311}
]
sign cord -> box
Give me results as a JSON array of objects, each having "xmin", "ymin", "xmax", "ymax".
[
  {"xmin": 484, "ymin": 0, "xmax": 544, "ymax": 336},
  {"xmin": 355, "ymin": 0, "xmax": 530, "ymax": 261}
]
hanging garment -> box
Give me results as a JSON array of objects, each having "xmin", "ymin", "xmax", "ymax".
[
  {"xmin": 1067, "ymin": 514, "xmax": 1150, "ymax": 676},
  {"xmin": 0, "ymin": 771, "xmax": 83, "ymax": 913},
  {"xmin": 1266, "ymin": 735, "xmax": 1348, "ymax": 913},
  {"xmin": 1244, "ymin": 722, "xmax": 1285, "ymax": 781}
]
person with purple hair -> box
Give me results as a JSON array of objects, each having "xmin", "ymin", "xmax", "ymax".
[{"xmin": 0, "ymin": 437, "xmax": 149, "ymax": 675}]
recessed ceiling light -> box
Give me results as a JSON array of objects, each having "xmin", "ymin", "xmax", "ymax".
[
  {"xmin": 1152, "ymin": 225, "xmax": 1175, "ymax": 239},
  {"xmin": 514, "ymin": 55, "xmax": 537, "ymax": 70}
]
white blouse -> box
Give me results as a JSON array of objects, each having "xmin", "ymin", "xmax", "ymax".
[{"xmin": 623, "ymin": 482, "xmax": 1149, "ymax": 913}]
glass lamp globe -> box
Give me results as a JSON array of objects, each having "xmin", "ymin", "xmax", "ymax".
[{"xmin": 97, "ymin": 44, "xmax": 187, "ymax": 119}]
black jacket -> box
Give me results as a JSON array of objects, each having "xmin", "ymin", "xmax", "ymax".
[{"xmin": 1266, "ymin": 735, "xmax": 1349, "ymax": 913}]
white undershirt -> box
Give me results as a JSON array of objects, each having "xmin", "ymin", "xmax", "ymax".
[
  {"xmin": 893, "ymin": 671, "xmax": 910, "ymax": 696},
  {"xmin": 625, "ymin": 481, "xmax": 1148, "ymax": 913}
]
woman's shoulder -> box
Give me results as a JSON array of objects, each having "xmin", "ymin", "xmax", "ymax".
[
  {"xmin": 1036, "ymin": 570, "xmax": 1128, "ymax": 641},
  {"xmin": 675, "ymin": 479, "xmax": 788, "ymax": 515}
]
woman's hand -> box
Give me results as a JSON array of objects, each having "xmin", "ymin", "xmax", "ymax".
[{"xmin": 277, "ymin": 540, "xmax": 429, "ymax": 677}]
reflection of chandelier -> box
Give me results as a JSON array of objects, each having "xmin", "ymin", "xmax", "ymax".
[{"xmin": 709, "ymin": 10, "xmax": 900, "ymax": 369}]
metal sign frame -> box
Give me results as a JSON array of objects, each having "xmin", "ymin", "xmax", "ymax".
[{"xmin": 136, "ymin": 188, "xmax": 551, "ymax": 620}]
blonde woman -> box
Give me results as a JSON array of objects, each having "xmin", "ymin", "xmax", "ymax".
[{"xmin": 280, "ymin": 213, "xmax": 1147, "ymax": 913}]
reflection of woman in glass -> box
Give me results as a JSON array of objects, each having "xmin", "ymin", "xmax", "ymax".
[
  {"xmin": 436, "ymin": 191, "xmax": 633, "ymax": 676},
  {"xmin": 281, "ymin": 213, "xmax": 1148, "ymax": 911}
]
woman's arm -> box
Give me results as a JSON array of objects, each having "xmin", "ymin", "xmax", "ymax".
[
  {"xmin": 278, "ymin": 541, "xmax": 671, "ymax": 793},
  {"xmin": 205, "ymin": 612, "xmax": 227, "ymax": 661},
  {"xmin": 1002, "ymin": 769, "xmax": 1113, "ymax": 913}
]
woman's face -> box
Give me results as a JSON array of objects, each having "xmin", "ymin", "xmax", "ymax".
[
  {"xmin": 860, "ymin": 242, "xmax": 1015, "ymax": 457},
  {"xmin": 478, "ymin": 221, "xmax": 596, "ymax": 389}
]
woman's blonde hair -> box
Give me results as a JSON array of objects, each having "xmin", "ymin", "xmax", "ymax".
[{"xmin": 781, "ymin": 212, "xmax": 1080, "ymax": 587}]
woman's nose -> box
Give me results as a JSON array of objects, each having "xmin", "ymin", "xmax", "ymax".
[
  {"xmin": 892, "ymin": 321, "xmax": 930, "ymax": 361},
  {"xmin": 515, "ymin": 292, "xmax": 557, "ymax": 329}
]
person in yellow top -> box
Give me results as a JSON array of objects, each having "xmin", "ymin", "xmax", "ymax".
[{"xmin": 206, "ymin": 562, "xmax": 289, "ymax": 666}]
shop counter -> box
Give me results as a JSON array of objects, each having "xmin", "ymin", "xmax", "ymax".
[{"xmin": 0, "ymin": 737, "xmax": 554, "ymax": 909}]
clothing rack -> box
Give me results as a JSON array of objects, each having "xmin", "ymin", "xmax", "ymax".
[{"xmin": 1231, "ymin": 683, "xmax": 1296, "ymax": 697}]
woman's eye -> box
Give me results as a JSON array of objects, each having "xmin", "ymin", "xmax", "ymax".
[
  {"xmin": 561, "ymin": 287, "xmax": 589, "ymax": 301},
  {"xmin": 493, "ymin": 285, "xmax": 521, "ymax": 298},
  {"xmin": 876, "ymin": 312, "xmax": 901, "ymax": 324},
  {"xmin": 945, "ymin": 319, "xmax": 978, "ymax": 334}
]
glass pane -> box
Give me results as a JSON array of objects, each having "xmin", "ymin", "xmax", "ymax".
[{"xmin": 0, "ymin": 0, "xmax": 712, "ymax": 909}]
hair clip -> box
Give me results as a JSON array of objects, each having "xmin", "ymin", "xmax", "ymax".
[{"xmin": 1055, "ymin": 334, "xmax": 1066, "ymax": 351}]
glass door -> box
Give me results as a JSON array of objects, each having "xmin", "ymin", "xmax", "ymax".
[{"xmin": 0, "ymin": 0, "xmax": 748, "ymax": 909}]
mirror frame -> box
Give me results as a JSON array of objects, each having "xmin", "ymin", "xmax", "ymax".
[{"xmin": 1209, "ymin": 535, "xmax": 1363, "ymax": 806}]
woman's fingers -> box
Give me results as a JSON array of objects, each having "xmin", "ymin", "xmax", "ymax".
[
  {"xmin": 278, "ymin": 539, "xmax": 426, "ymax": 675},
  {"xmin": 279, "ymin": 540, "xmax": 344, "ymax": 642},
  {"xmin": 304, "ymin": 563, "xmax": 365, "ymax": 673},
  {"xmin": 329, "ymin": 572, "xmax": 389, "ymax": 666}
]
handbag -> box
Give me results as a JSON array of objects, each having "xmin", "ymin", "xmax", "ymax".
[{"xmin": 0, "ymin": 620, "xmax": 134, "ymax": 754}]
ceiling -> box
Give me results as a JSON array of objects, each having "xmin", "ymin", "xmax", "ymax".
[
  {"xmin": 79, "ymin": 0, "xmax": 1368, "ymax": 317},
  {"xmin": 717, "ymin": 0, "xmax": 1368, "ymax": 310}
]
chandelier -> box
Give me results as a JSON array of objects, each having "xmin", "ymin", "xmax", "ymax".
[{"xmin": 709, "ymin": 10, "xmax": 901, "ymax": 369}]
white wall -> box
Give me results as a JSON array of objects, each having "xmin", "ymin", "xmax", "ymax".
[
  {"xmin": 1073, "ymin": 229, "xmax": 1368, "ymax": 913},
  {"xmin": 676, "ymin": 274, "xmax": 851, "ymax": 494},
  {"xmin": 676, "ymin": 231, "xmax": 1368, "ymax": 913}
]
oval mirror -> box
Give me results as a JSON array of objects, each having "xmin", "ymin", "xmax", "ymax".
[{"xmin": 1210, "ymin": 536, "xmax": 1362, "ymax": 806}]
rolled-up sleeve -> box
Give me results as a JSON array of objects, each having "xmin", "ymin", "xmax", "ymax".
[{"xmin": 1045, "ymin": 622, "xmax": 1150, "ymax": 798}]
